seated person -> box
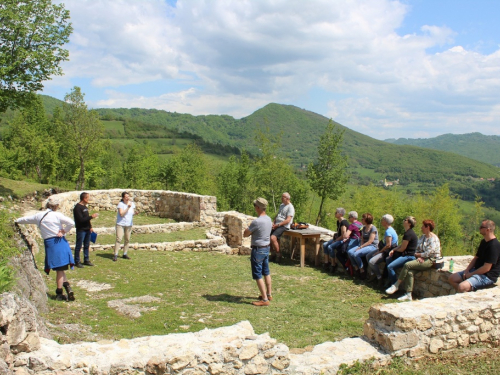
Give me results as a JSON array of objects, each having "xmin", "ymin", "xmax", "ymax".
[
  {"xmin": 322, "ymin": 207, "xmax": 349, "ymax": 273},
  {"xmin": 448, "ymin": 219, "xmax": 500, "ymax": 293},
  {"xmin": 367, "ymin": 214, "xmax": 398, "ymax": 287},
  {"xmin": 336, "ymin": 211, "xmax": 363, "ymax": 268},
  {"xmin": 386, "ymin": 219, "xmax": 441, "ymax": 301},
  {"xmin": 270, "ymin": 192, "xmax": 294, "ymax": 262},
  {"xmin": 385, "ymin": 216, "xmax": 418, "ymax": 289},
  {"xmin": 347, "ymin": 213, "xmax": 379, "ymax": 279}
]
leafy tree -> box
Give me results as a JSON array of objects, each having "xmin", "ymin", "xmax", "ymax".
[
  {"xmin": 160, "ymin": 143, "xmax": 212, "ymax": 194},
  {"xmin": 124, "ymin": 144, "xmax": 161, "ymax": 189},
  {"xmin": 59, "ymin": 87, "xmax": 104, "ymax": 189},
  {"xmin": 217, "ymin": 152, "xmax": 253, "ymax": 213},
  {"xmin": 2, "ymin": 96, "xmax": 57, "ymax": 182},
  {"xmin": 0, "ymin": 0, "xmax": 72, "ymax": 112},
  {"xmin": 252, "ymin": 128, "xmax": 309, "ymax": 219},
  {"xmin": 307, "ymin": 120, "xmax": 348, "ymax": 225}
]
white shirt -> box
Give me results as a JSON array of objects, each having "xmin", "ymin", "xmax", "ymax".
[
  {"xmin": 16, "ymin": 210, "xmax": 75, "ymax": 239},
  {"xmin": 116, "ymin": 201, "xmax": 135, "ymax": 226}
]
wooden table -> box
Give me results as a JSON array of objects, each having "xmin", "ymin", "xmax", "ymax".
[{"xmin": 283, "ymin": 229, "xmax": 323, "ymax": 268}]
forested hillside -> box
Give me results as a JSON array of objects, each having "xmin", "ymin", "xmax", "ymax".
[
  {"xmin": 1, "ymin": 95, "xmax": 499, "ymax": 209},
  {"xmin": 385, "ymin": 132, "xmax": 500, "ymax": 166}
]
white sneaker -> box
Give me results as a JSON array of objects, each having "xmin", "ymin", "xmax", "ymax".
[
  {"xmin": 398, "ymin": 293, "xmax": 412, "ymax": 302},
  {"xmin": 385, "ymin": 284, "xmax": 398, "ymax": 295}
]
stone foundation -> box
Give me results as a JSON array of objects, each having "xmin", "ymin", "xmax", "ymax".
[
  {"xmin": 43, "ymin": 189, "xmax": 217, "ymax": 225},
  {"xmin": 364, "ymin": 287, "xmax": 500, "ymax": 357}
]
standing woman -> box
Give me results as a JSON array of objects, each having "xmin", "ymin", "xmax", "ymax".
[
  {"xmin": 15, "ymin": 196, "xmax": 76, "ymax": 301},
  {"xmin": 114, "ymin": 192, "xmax": 135, "ymax": 262}
]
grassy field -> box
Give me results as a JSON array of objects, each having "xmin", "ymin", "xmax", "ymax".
[
  {"xmin": 38, "ymin": 249, "xmax": 385, "ymax": 349},
  {"xmin": 91, "ymin": 228, "xmax": 208, "ymax": 245},
  {"xmin": 90, "ymin": 210, "xmax": 176, "ymax": 228},
  {"xmin": 0, "ymin": 177, "xmax": 55, "ymax": 199},
  {"xmin": 338, "ymin": 345, "xmax": 500, "ymax": 374}
]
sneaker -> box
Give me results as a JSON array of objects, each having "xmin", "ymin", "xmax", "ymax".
[
  {"xmin": 258, "ymin": 295, "xmax": 273, "ymax": 301},
  {"xmin": 398, "ymin": 293, "xmax": 413, "ymax": 302},
  {"xmin": 83, "ymin": 260, "xmax": 94, "ymax": 266},
  {"xmin": 113, "ymin": 255, "xmax": 118, "ymax": 262},
  {"xmin": 63, "ymin": 283, "xmax": 75, "ymax": 301},
  {"xmin": 385, "ymin": 284, "xmax": 398, "ymax": 295},
  {"xmin": 75, "ymin": 262, "xmax": 84, "ymax": 268},
  {"xmin": 252, "ymin": 300, "xmax": 270, "ymax": 306},
  {"xmin": 122, "ymin": 254, "xmax": 131, "ymax": 260}
]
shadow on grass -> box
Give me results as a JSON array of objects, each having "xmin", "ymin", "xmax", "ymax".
[
  {"xmin": 202, "ymin": 293, "xmax": 255, "ymax": 304},
  {"xmin": 95, "ymin": 253, "xmax": 116, "ymax": 260}
]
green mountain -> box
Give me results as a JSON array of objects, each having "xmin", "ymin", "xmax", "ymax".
[
  {"xmin": 2, "ymin": 96, "xmax": 499, "ymax": 206},
  {"xmin": 385, "ymin": 133, "xmax": 500, "ymax": 167}
]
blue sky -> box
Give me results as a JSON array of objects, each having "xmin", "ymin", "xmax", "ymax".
[{"xmin": 45, "ymin": 0, "xmax": 500, "ymax": 140}]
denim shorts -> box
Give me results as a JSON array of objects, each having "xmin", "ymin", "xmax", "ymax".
[
  {"xmin": 458, "ymin": 269, "xmax": 495, "ymax": 291},
  {"xmin": 251, "ymin": 246, "xmax": 270, "ymax": 280}
]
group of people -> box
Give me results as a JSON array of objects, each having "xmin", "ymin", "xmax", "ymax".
[
  {"xmin": 15, "ymin": 192, "xmax": 137, "ymax": 301},
  {"xmin": 15, "ymin": 190, "xmax": 500, "ymax": 305},
  {"xmin": 322, "ymin": 208, "xmax": 500, "ymax": 301}
]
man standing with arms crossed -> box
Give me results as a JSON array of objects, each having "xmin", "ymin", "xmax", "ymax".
[
  {"xmin": 244, "ymin": 197, "xmax": 273, "ymax": 306},
  {"xmin": 270, "ymin": 192, "xmax": 295, "ymax": 263},
  {"xmin": 73, "ymin": 192, "xmax": 98, "ymax": 268}
]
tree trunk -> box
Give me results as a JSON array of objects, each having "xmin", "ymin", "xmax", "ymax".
[
  {"xmin": 76, "ymin": 156, "xmax": 85, "ymax": 190},
  {"xmin": 315, "ymin": 196, "xmax": 325, "ymax": 226}
]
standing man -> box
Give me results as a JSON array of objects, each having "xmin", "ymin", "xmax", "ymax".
[
  {"xmin": 73, "ymin": 192, "xmax": 98, "ymax": 268},
  {"xmin": 270, "ymin": 192, "xmax": 295, "ymax": 263},
  {"xmin": 448, "ymin": 220, "xmax": 500, "ymax": 293},
  {"xmin": 244, "ymin": 197, "xmax": 273, "ymax": 306}
]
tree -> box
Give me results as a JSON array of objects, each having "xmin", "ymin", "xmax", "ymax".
[
  {"xmin": 0, "ymin": 0, "xmax": 72, "ymax": 112},
  {"xmin": 59, "ymin": 87, "xmax": 104, "ymax": 190},
  {"xmin": 124, "ymin": 144, "xmax": 161, "ymax": 189},
  {"xmin": 159, "ymin": 144, "xmax": 212, "ymax": 194},
  {"xmin": 2, "ymin": 96, "xmax": 58, "ymax": 182},
  {"xmin": 217, "ymin": 152, "xmax": 253, "ymax": 213},
  {"xmin": 307, "ymin": 120, "xmax": 348, "ymax": 225},
  {"xmin": 252, "ymin": 128, "xmax": 309, "ymax": 219}
]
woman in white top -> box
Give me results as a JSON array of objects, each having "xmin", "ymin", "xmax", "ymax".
[
  {"xmin": 385, "ymin": 219, "xmax": 441, "ymax": 301},
  {"xmin": 113, "ymin": 192, "xmax": 136, "ymax": 262},
  {"xmin": 15, "ymin": 196, "xmax": 76, "ymax": 301}
]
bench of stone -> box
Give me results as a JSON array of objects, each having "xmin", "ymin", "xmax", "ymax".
[{"xmin": 364, "ymin": 285, "xmax": 500, "ymax": 357}]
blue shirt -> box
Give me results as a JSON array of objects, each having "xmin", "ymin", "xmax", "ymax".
[{"xmin": 384, "ymin": 227, "xmax": 398, "ymax": 246}]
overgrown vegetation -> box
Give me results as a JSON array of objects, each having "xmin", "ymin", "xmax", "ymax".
[{"xmin": 0, "ymin": 209, "xmax": 19, "ymax": 292}]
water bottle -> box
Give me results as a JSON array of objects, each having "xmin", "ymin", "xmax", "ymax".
[{"xmin": 449, "ymin": 258, "xmax": 454, "ymax": 273}]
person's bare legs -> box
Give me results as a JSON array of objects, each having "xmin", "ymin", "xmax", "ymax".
[
  {"xmin": 56, "ymin": 271, "xmax": 66, "ymax": 289},
  {"xmin": 264, "ymin": 274, "xmax": 272, "ymax": 297},
  {"xmin": 256, "ymin": 278, "xmax": 268, "ymax": 300},
  {"xmin": 270, "ymin": 235, "xmax": 280, "ymax": 254},
  {"xmin": 448, "ymin": 273, "xmax": 473, "ymax": 293}
]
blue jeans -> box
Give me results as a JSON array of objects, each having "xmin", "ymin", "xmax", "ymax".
[
  {"xmin": 457, "ymin": 269, "xmax": 495, "ymax": 291},
  {"xmin": 75, "ymin": 230, "xmax": 91, "ymax": 264},
  {"xmin": 251, "ymin": 246, "xmax": 270, "ymax": 280},
  {"xmin": 387, "ymin": 255, "xmax": 415, "ymax": 284},
  {"xmin": 348, "ymin": 244, "xmax": 379, "ymax": 269},
  {"xmin": 323, "ymin": 239, "xmax": 344, "ymax": 258}
]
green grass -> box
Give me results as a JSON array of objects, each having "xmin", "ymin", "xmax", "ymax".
[
  {"xmin": 0, "ymin": 177, "xmax": 57, "ymax": 199},
  {"xmin": 338, "ymin": 345, "xmax": 500, "ymax": 374},
  {"xmin": 92, "ymin": 227, "xmax": 208, "ymax": 245},
  {"xmin": 38, "ymin": 250, "xmax": 384, "ymax": 348},
  {"xmin": 90, "ymin": 210, "xmax": 176, "ymax": 228}
]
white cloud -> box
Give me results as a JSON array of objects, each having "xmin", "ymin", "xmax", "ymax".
[{"xmin": 46, "ymin": 0, "xmax": 500, "ymax": 139}]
